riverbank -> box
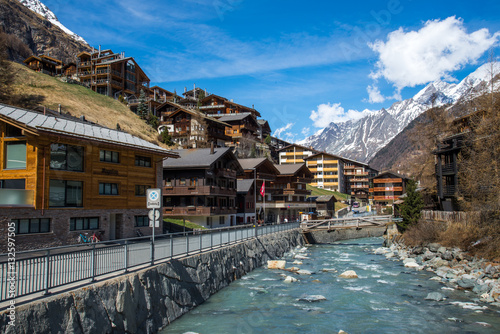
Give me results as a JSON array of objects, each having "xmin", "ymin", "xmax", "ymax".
[{"xmin": 374, "ymin": 240, "xmax": 500, "ymax": 307}]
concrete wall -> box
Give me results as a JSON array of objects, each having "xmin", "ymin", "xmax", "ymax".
[
  {"xmin": 305, "ymin": 226, "xmax": 387, "ymax": 244},
  {"xmin": 0, "ymin": 230, "xmax": 302, "ymax": 334}
]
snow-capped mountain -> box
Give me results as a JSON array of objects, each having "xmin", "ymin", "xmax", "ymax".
[
  {"xmin": 300, "ymin": 63, "xmax": 500, "ymax": 163},
  {"xmin": 18, "ymin": 0, "xmax": 87, "ymax": 44}
]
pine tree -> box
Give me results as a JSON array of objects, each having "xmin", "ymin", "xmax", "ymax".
[
  {"xmin": 398, "ymin": 179, "xmax": 424, "ymax": 232},
  {"xmin": 137, "ymin": 89, "xmax": 148, "ymax": 118}
]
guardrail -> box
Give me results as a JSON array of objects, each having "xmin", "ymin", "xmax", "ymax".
[
  {"xmin": 0, "ymin": 222, "xmax": 299, "ymax": 303},
  {"xmin": 300, "ymin": 215, "xmax": 393, "ymax": 231}
]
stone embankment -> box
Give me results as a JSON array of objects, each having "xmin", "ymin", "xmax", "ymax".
[
  {"xmin": 374, "ymin": 241, "xmax": 500, "ymax": 307},
  {"xmin": 0, "ymin": 230, "xmax": 302, "ymax": 334}
]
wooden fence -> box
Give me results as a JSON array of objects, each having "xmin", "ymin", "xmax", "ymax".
[{"xmin": 420, "ymin": 210, "xmax": 481, "ymax": 225}]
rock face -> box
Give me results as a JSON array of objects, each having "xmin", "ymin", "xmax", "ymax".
[
  {"xmin": 0, "ymin": 231, "xmax": 302, "ymax": 333},
  {"xmin": 0, "ymin": 0, "xmax": 91, "ymax": 62}
]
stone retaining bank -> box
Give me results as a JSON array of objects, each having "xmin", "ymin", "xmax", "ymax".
[
  {"xmin": 0, "ymin": 230, "xmax": 302, "ymax": 334},
  {"xmin": 306, "ymin": 225, "xmax": 388, "ymax": 244},
  {"xmin": 375, "ymin": 241, "xmax": 500, "ymax": 307}
]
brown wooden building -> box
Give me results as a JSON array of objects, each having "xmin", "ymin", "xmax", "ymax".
[
  {"xmin": 369, "ymin": 171, "xmax": 408, "ymax": 207},
  {"xmin": 198, "ymin": 94, "xmax": 261, "ymax": 118},
  {"xmin": 162, "ymin": 147, "xmax": 243, "ymax": 228},
  {"xmin": 0, "ymin": 103, "xmax": 178, "ymax": 251},
  {"xmin": 23, "ymin": 55, "xmax": 64, "ymax": 76}
]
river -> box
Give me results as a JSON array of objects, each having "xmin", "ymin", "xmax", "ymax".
[{"xmin": 162, "ymin": 237, "xmax": 500, "ymax": 333}]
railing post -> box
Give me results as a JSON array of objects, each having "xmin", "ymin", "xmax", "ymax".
[
  {"xmin": 210, "ymin": 230, "xmax": 213, "ymax": 249},
  {"xmin": 255, "ymin": 224, "xmax": 258, "ymax": 238},
  {"xmin": 220, "ymin": 228, "xmax": 223, "ymax": 246},
  {"xmin": 186, "ymin": 233, "xmax": 189, "ymax": 255},
  {"xmin": 124, "ymin": 241, "xmax": 129, "ymax": 273},
  {"xmin": 43, "ymin": 249, "xmax": 50, "ymax": 295},
  {"xmin": 91, "ymin": 244, "xmax": 96, "ymax": 282},
  {"xmin": 199, "ymin": 232, "xmax": 203, "ymax": 253},
  {"xmin": 150, "ymin": 237, "xmax": 154, "ymax": 266},
  {"xmin": 170, "ymin": 234, "xmax": 174, "ymax": 259}
]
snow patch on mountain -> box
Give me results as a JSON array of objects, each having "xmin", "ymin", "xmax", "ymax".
[
  {"xmin": 300, "ymin": 63, "xmax": 500, "ymax": 163},
  {"xmin": 18, "ymin": 0, "xmax": 87, "ymax": 44}
]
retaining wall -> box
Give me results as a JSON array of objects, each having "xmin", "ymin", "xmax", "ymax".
[
  {"xmin": 305, "ymin": 226, "xmax": 387, "ymax": 244},
  {"xmin": 0, "ymin": 229, "xmax": 302, "ymax": 334}
]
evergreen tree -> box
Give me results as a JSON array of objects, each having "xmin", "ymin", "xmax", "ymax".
[
  {"xmin": 160, "ymin": 128, "xmax": 173, "ymax": 146},
  {"xmin": 398, "ymin": 179, "xmax": 424, "ymax": 232},
  {"xmin": 137, "ymin": 89, "xmax": 148, "ymax": 118}
]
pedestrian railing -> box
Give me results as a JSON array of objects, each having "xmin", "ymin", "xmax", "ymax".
[{"xmin": 0, "ymin": 222, "xmax": 299, "ymax": 303}]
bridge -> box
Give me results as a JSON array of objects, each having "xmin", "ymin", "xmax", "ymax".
[{"xmin": 299, "ymin": 215, "xmax": 397, "ymax": 244}]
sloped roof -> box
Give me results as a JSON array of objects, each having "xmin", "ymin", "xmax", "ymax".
[
  {"xmin": 237, "ymin": 179, "xmax": 254, "ymax": 193},
  {"xmin": 217, "ymin": 112, "xmax": 254, "ymax": 122},
  {"xmin": 316, "ymin": 195, "xmax": 337, "ymax": 203},
  {"xmin": 274, "ymin": 163, "xmax": 304, "ymax": 175},
  {"xmin": 0, "ymin": 104, "xmax": 176, "ymax": 156},
  {"xmin": 238, "ymin": 158, "xmax": 280, "ymax": 175},
  {"xmin": 373, "ymin": 171, "xmax": 409, "ymax": 180},
  {"xmin": 277, "ymin": 143, "xmax": 319, "ymax": 153},
  {"xmin": 163, "ymin": 147, "xmax": 242, "ymax": 172}
]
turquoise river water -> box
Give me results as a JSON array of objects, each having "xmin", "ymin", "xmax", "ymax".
[{"xmin": 162, "ymin": 237, "xmax": 500, "ymax": 334}]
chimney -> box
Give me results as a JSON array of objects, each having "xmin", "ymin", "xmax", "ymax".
[
  {"xmin": 98, "ymin": 45, "xmax": 101, "ymax": 57},
  {"xmin": 184, "ymin": 87, "xmax": 187, "ymax": 93},
  {"xmin": 80, "ymin": 115, "xmax": 86, "ymax": 121},
  {"xmin": 210, "ymin": 141, "xmax": 215, "ymax": 154},
  {"xmin": 58, "ymin": 104, "xmax": 62, "ymax": 114}
]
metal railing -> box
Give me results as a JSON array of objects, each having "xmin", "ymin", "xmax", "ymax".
[
  {"xmin": 0, "ymin": 222, "xmax": 299, "ymax": 302},
  {"xmin": 300, "ymin": 215, "xmax": 392, "ymax": 231}
]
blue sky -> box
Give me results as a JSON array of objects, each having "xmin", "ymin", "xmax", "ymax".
[{"xmin": 44, "ymin": 0, "xmax": 500, "ymax": 142}]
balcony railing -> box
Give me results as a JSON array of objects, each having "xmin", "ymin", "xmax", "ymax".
[
  {"xmin": 216, "ymin": 168, "xmax": 237, "ymax": 179},
  {"xmin": 163, "ymin": 206, "xmax": 237, "ymax": 215},
  {"xmin": 163, "ymin": 185, "xmax": 236, "ymax": 196},
  {"xmin": 0, "ymin": 189, "xmax": 34, "ymax": 207}
]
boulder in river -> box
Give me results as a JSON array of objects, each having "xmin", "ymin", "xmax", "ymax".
[
  {"xmin": 297, "ymin": 269, "xmax": 313, "ymax": 275},
  {"xmin": 284, "ymin": 276, "xmax": 298, "ymax": 283},
  {"xmin": 425, "ymin": 292, "xmax": 446, "ymax": 301},
  {"xmin": 298, "ymin": 295, "xmax": 327, "ymax": 302},
  {"xmin": 339, "ymin": 270, "xmax": 358, "ymax": 279},
  {"xmin": 268, "ymin": 260, "xmax": 286, "ymax": 269}
]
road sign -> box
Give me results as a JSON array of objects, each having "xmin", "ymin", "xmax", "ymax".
[
  {"xmin": 147, "ymin": 188, "xmax": 161, "ymax": 209},
  {"xmin": 149, "ymin": 220, "xmax": 160, "ymax": 228},
  {"xmin": 148, "ymin": 209, "xmax": 160, "ymax": 221}
]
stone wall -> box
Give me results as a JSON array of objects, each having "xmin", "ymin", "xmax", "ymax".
[
  {"xmin": 0, "ymin": 229, "xmax": 302, "ymax": 333},
  {"xmin": 305, "ymin": 226, "xmax": 387, "ymax": 244}
]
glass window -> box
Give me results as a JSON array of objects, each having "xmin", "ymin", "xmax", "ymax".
[
  {"xmin": 0, "ymin": 179, "xmax": 25, "ymax": 189},
  {"xmin": 135, "ymin": 215, "xmax": 148, "ymax": 227},
  {"xmin": 49, "ymin": 180, "xmax": 83, "ymax": 207},
  {"xmin": 180, "ymin": 178, "xmax": 186, "ymax": 186},
  {"xmin": 165, "ymin": 178, "xmax": 173, "ymax": 187},
  {"xmin": 135, "ymin": 155, "xmax": 151, "ymax": 167},
  {"xmin": 5, "ymin": 142, "xmax": 26, "ymax": 169},
  {"xmin": 135, "ymin": 185, "xmax": 149, "ymax": 196},
  {"xmin": 70, "ymin": 217, "xmax": 100, "ymax": 230},
  {"xmin": 13, "ymin": 218, "xmax": 50, "ymax": 234},
  {"xmin": 100, "ymin": 150, "xmax": 119, "ymax": 163},
  {"xmin": 99, "ymin": 183, "xmax": 118, "ymax": 195},
  {"xmin": 50, "ymin": 143, "xmax": 84, "ymax": 171}
]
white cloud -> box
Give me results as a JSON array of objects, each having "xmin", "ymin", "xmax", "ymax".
[
  {"xmin": 301, "ymin": 127, "xmax": 311, "ymax": 137},
  {"xmin": 369, "ymin": 16, "xmax": 500, "ymax": 91},
  {"xmin": 366, "ymin": 85, "xmax": 385, "ymax": 103},
  {"xmin": 273, "ymin": 122, "xmax": 294, "ymax": 139},
  {"xmin": 309, "ymin": 103, "xmax": 373, "ymax": 127}
]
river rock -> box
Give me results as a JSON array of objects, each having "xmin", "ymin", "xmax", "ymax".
[
  {"xmin": 437, "ymin": 247, "xmax": 447, "ymax": 255},
  {"xmin": 292, "ymin": 260, "xmax": 303, "ymax": 265},
  {"xmin": 268, "ymin": 260, "xmax": 286, "ymax": 270},
  {"xmin": 412, "ymin": 246, "xmax": 424, "ymax": 255},
  {"xmin": 428, "ymin": 243, "xmax": 441, "ymax": 252},
  {"xmin": 403, "ymin": 258, "xmax": 417, "ymax": 265},
  {"xmin": 339, "ymin": 270, "xmax": 358, "ymax": 279},
  {"xmin": 298, "ymin": 295, "xmax": 327, "ymax": 302},
  {"xmin": 374, "ymin": 247, "xmax": 390, "ymax": 255},
  {"xmin": 423, "ymin": 250, "xmax": 436, "ymax": 261},
  {"xmin": 294, "ymin": 254, "xmax": 309, "ymax": 260},
  {"xmin": 287, "ymin": 267, "xmax": 300, "ymax": 272},
  {"xmin": 284, "ymin": 276, "xmax": 298, "ymax": 283},
  {"xmin": 404, "ymin": 262, "xmax": 422, "ymax": 270},
  {"xmin": 457, "ymin": 278, "xmax": 476, "ymax": 290},
  {"xmin": 322, "ymin": 268, "xmax": 337, "ymax": 273},
  {"xmin": 425, "ymin": 292, "xmax": 446, "ymax": 301},
  {"xmin": 297, "ymin": 269, "xmax": 313, "ymax": 275}
]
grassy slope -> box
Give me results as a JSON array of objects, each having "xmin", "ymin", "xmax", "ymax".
[
  {"xmin": 306, "ymin": 184, "xmax": 349, "ymax": 211},
  {"xmin": 164, "ymin": 218, "xmax": 206, "ymax": 230},
  {"xmin": 9, "ymin": 61, "xmax": 163, "ymax": 145}
]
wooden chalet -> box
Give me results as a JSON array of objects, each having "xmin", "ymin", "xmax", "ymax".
[
  {"xmin": 23, "ymin": 55, "xmax": 64, "ymax": 76},
  {"xmin": 76, "ymin": 48, "xmax": 150, "ymax": 103},
  {"xmin": 271, "ymin": 164, "xmax": 313, "ymax": 222},
  {"xmin": 158, "ymin": 102, "xmax": 231, "ymax": 148},
  {"xmin": 198, "ymin": 94, "xmax": 261, "ymax": 118},
  {"xmin": 315, "ymin": 195, "xmax": 337, "ymax": 218},
  {"xmin": 217, "ymin": 112, "xmax": 260, "ymax": 142},
  {"xmin": 0, "ymin": 103, "xmax": 178, "ymax": 252},
  {"xmin": 342, "ymin": 158, "xmax": 378, "ymax": 202},
  {"xmin": 257, "ymin": 119, "xmax": 271, "ymax": 141},
  {"xmin": 162, "ymin": 147, "xmax": 243, "ymax": 228},
  {"xmin": 237, "ymin": 158, "xmax": 280, "ymax": 223},
  {"xmin": 236, "ymin": 179, "xmax": 255, "ymax": 225},
  {"xmin": 369, "ymin": 171, "xmax": 408, "ymax": 207}
]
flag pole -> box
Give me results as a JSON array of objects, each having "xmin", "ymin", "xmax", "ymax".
[{"xmin": 263, "ymin": 180, "xmax": 265, "ymax": 224}]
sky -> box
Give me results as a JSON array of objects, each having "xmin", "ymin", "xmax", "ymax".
[{"xmin": 43, "ymin": 0, "xmax": 500, "ymax": 142}]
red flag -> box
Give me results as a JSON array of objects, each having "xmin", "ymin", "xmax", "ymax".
[{"xmin": 260, "ymin": 182, "xmax": 265, "ymax": 197}]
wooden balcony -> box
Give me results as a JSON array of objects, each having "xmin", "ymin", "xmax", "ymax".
[
  {"xmin": 350, "ymin": 185, "xmax": 369, "ymax": 189},
  {"xmin": 373, "ymin": 178, "xmax": 402, "ymax": 183},
  {"xmin": 373, "ymin": 196, "xmax": 397, "ymax": 201},
  {"xmin": 216, "ymin": 168, "xmax": 237, "ymax": 179},
  {"xmin": 349, "ymin": 178, "xmax": 369, "ymax": 182},
  {"xmin": 163, "ymin": 185, "xmax": 236, "ymax": 196},
  {"xmin": 283, "ymin": 188, "xmax": 310, "ymax": 195},
  {"xmin": 345, "ymin": 171, "xmax": 368, "ymax": 176},
  {"xmin": 163, "ymin": 206, "xmax": 237, "ymax": 216},
  {"xmin": 373, "ymin": 187, "xmax": 403, "ymax": 192}
]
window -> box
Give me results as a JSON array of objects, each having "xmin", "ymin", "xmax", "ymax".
[
  {"xmin": 50, "ymin": 143, "xmax": 84, "ymax": 171},
  {"xmin": 100, "ymin": 150, "xmax": 119, "ymax": 163},
  {"xmin": 164, "ymin": 196, "xmax": 172, "ymax": 206},
  {"xmin": 5, "ymin": 142, "xmax": 26, "ymax": 169},
  {"xmin": 189, "ymin": 177, "xmax": 197, "ymax": 187},
  {"xmin": 165, "ymin": 178, "xmax": 173, "ymax": 187},
  {"xmin": 99, "ymin": 183, "xmax": 119, "ymax": 195},
  {"xmin": 49, "ymin": 180, "xmax": 83, "ymax": 207},
  {"xmin": 135, "ymin": 185, "xmax": 149, "ymax": 196},
  {"xmin": 70, "ymin": 217, "xmax": 99, "ymax": 230},
  {"xmin": 180, "ymin": 178, "xmax": 186, "ymax": 186},
  {"xmin": 13, "ymin": 218, "xmax": 50, "ymax": 234},
  {"xmin": 135, "ymin": 215, "xmax": 149, "ymax": 227},
  {"xmin": 0, "ymin": 179, "xmax": 25, "ymax": 189},
  {"xmin": 135, "ymin": 155, "xmax": 151, "ymax": 167},
  {"xmin": 219, "ymin": 216, "xmax": 225, "ymax": 225}
]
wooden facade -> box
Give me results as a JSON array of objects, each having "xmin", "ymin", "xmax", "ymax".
[
  {"xmin": 278, "ymin": 144, "xmax": 319, "ymax": 165},
  {"xmin": 23, "ymin": 55, "xmax": 64, "ymax": 76},
  {"xmin": 162, "ymin": 147, "xmax": 243, "ymax": 228},
  {"xmin": 0, "ymin": 104, "xmax": 178, "ymax": 251},
  {"xmin": 343, "ymin": 159, "xmax": 378, "ymax": 202},
  {"xmin": 199, "ymin": 94, "xmax": 261, "ymax": 118},
  {"xmin": 369, "ymin": 171, "xmax": 408, "ymax": 206}
]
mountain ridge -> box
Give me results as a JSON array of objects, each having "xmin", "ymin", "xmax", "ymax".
[{"xmin": 300, "ymin": 62, "xmax": 500, "ymax": 163}]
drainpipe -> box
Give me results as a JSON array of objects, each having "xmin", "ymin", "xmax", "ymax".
[{"xmin": 42, "ymin": 146, "xmax": 46, "ymax": 216}]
